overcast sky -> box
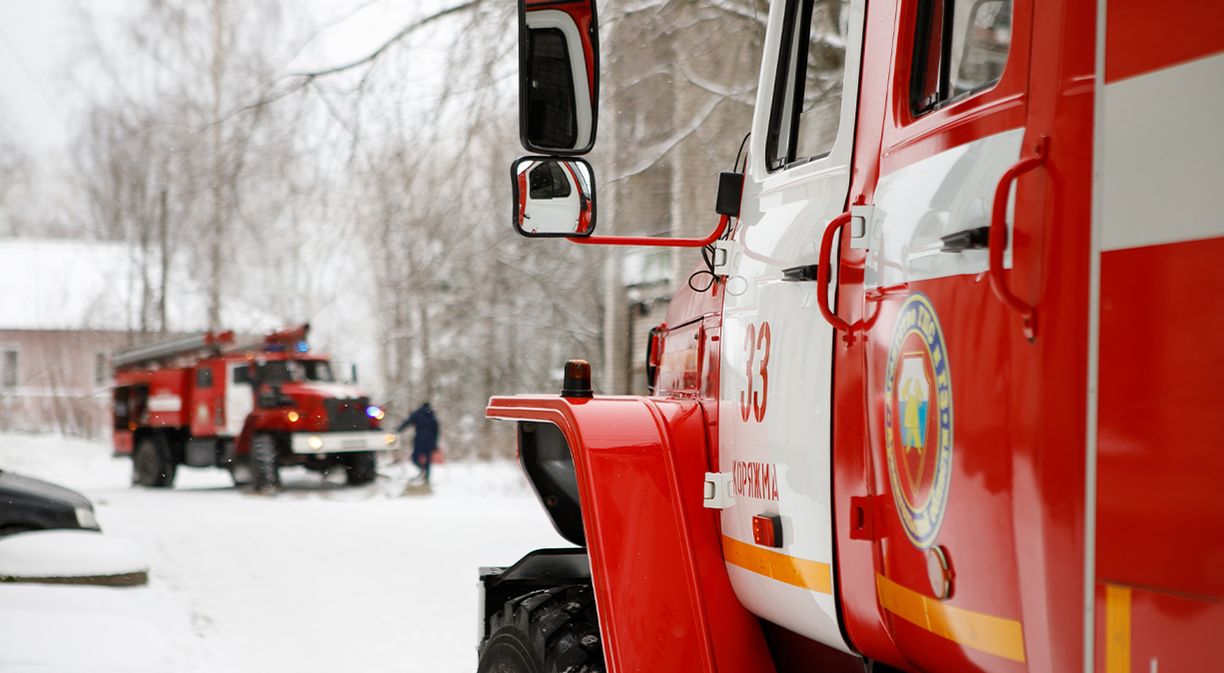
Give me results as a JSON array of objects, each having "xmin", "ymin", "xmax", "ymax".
[{"xmin": 0, "ymin": 1, "xmax": 449, "ymax": 158}]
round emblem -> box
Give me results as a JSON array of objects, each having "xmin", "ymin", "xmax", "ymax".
[{"xmin": 883, "ymin": 293, "xmax": 953, "ymax": 549}]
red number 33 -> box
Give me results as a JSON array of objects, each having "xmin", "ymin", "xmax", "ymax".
[{"xmin": 740, "ymin": 321, "xmax": 771, "ymax": 423}]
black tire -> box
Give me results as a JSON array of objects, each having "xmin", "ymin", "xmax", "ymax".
[
  {"xmin": 343, "ymin": 452, "xmax": 378, "ymax": 486},
  {"xmin": 133, "ymin": 434, "xmax": 176, "ymax": 488},
  {"xmin": 251, "ymin": 434, "xmax": 281, "ymax": 493},
  {"xmin": 478, "ymin": 585, "xmax": 604, "ymax": 673}
]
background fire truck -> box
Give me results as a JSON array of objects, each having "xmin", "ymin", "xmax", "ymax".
[
  {"xmin": 112, "ymin": 324, "xmax": 397, "ymax": 492},
  {"xmin": 475, "ymin": 0, "xmax": 1224, "ymax": 672}
]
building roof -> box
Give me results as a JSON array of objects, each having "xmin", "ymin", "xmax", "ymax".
[{"xmin": 0, "ymin": 238, "xmax": 276, "ymax": 333}]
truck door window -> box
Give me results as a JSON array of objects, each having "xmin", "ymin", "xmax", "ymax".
[
  {"xmin": 258, "ymin": 361, "xmax": 292, "ymax": 384},
  {"xmin": 196, "ymin": 368, "xmax": 213, "ymax": 388},
  {"xmin": 528, "ymin": 162, "xmax": 572, "ymax": 199},
  {"xmin": 767, "ymin": 0, "xmax": 850, "ymax": 170},
  {"xmin": 910, "ymin": 0, "xmax": 1012, "ymax": 115},
  {"xmin": 301, "ymin": 360, "xmax": 335, "ymax": 382}
]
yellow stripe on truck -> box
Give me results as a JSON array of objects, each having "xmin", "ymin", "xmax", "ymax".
[
  {"xmin": 1104, "ymin": 584, "xmax": 1132, "ymax": 673},
  {"xmin": 721, "ymin": 535, "xmax": 832, "ymax": 595},
  {"xmin": 875, "ymin": 572, "xmax": 1027, "ymax": 663}
]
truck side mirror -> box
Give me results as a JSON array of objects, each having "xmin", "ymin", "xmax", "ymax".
[
  {"xmin": 512, "ymin": 157, "xmax": 597, "ymax": 238},
  {"xmin": 518, "ymin": 0, "xmax": 598, "ymax": 155}
]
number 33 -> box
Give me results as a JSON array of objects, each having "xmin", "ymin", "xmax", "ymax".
[{"xmin": 740, "ymin": 321, "xmax": 771, "ymax": 423}]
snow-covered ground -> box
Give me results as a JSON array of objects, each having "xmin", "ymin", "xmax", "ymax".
[{"xmin": 0, "ymin": 433, "xmax": 567, "ymax": 673}]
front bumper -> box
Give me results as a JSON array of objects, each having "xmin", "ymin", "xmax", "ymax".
[{"xmin": 289, "ymin": 431, "xmax": 398, "ymax": 454}]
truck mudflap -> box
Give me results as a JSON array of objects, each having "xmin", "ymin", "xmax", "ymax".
[
  {"xmin": 289, "ymin": 431, "xmax": 397, "ymax": 454},
  {"xmin": 486, "ymin": 395, "xmax": 775, "ymax": 673}
]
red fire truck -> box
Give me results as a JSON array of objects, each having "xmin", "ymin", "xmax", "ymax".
[
  {"xmin": 477, "ymin": 1, "xmax": 1223, "ymax": 672},
  {"xmin": 112, "ymin": 324, "xmax": 397, "ymax": 492}
]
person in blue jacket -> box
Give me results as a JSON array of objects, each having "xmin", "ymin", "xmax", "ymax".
[{"xmin": 396, "ymin": 402, "xmax": 439, "ymax": 485}]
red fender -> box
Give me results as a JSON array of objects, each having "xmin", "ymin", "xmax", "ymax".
[{"xmin": 487, "ymin": 395, "xmax": 774, "ymax": 673}]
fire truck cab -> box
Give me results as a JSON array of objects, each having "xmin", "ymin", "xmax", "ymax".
[
  {"xmin": 112, "ymin": 325, "xmax": 397, "ymax": 492},
  {"xmin": 478, "ymin": 0, "xmax": 1224, "ymax": 673}
]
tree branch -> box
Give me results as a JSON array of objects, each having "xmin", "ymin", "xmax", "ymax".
[{"xmin": 286, "ymin": 0, "xmax": 481, "ymax": 81}]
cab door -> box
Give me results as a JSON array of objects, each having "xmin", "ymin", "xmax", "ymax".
[
  {"xmin": 189, "ymin": 363, "xmax": 222, "ymax": 437},
  {"xmin": 859, "ymin": 0, "xmax": 1036, "ymax": 669},
  {"xmin": 224, "ymin": 362, "xmax": 254, "ymax": 437},
  {"xmin": 717, "ymin": 0, "xmax": 864, "ymax": 651}
]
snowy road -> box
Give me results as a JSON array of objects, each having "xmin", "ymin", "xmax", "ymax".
[{"xmin": 0, "ymin": 434, "xmax": 567, "ymax": 673}]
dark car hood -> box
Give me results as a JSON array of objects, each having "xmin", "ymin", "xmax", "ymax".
[{"xmin": 0, "ymin": 471, "xmax": 92, "ymax": 509}]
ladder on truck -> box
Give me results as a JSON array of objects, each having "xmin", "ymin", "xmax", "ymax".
[{"xmin": 111, "ymin": 331, "xmax": 236, "ymax": 370}]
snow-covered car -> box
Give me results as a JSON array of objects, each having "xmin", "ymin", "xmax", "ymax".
[{"xmin": 0, "ymin": 469, "xmax": 100, "ymax": 536}]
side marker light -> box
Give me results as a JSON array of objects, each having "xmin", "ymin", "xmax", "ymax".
[{"xmin": 752, "ymin": 514, "xmax": 783, "ymax": 548}]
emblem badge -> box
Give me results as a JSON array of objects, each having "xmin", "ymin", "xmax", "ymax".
[{"xmin": 883, "ymin": 293, "xmax": 952, "ymax": 549}]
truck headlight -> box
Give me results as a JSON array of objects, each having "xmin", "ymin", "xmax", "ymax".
[
  {"xmin": 75, "ymin": 506, "xmax": 99, "ymax": 530},
  {"xmin": 307, "ymin": 435, "xmax": 324, "ymax": 451},
  {"xmin": 384, "ymin": 433, "xmax": 398, "ymax": 446}
]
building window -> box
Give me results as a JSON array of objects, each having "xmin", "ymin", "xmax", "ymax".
[
  {"xmin": 910, "ymin": 0, "xmax": 1013, "ymax": 115},
  {"xmin": 95, "ymin": 353, "xmax": 108, "ymax": 385},
  {"xmin": 1, "ymin": 350, "xmax": 17, "ymax": 389}
]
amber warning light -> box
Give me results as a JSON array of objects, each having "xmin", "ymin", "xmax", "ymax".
[{"xmin": 561, "ymin": 360, "xmax": 593, "ymax": 398}]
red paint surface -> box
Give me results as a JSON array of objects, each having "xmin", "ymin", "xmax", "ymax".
[
  {"xmin": 1105, "ymin": 0, "xmax": 1224, "ymax": 83},
  {"xmin": 486, "ymin": 396, "xmax": 774, "ymax": 673},
  {"xmin": 829, "ymin": 0, "xmax": 903, "ymax": 665},
  {"xmin": 1094, "ymin": 583, "xmax": 1224, "ymax": 672},
  {"xmin": 1097, "ymin": 238, "xmax": 1224, "ymax": 601},
  {"xmin": 846, "ymin": 0, "xmax": 1097, "ymax": 670}
]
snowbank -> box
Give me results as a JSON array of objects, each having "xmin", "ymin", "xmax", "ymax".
[
  {"xmin": 0, "ymin": 433, "xmax": 568, "ymax": 673},
  {"xmin": 0, "ymin": 530, "xmax": 148, "ymax": 584}
]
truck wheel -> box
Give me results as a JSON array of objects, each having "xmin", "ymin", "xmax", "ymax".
[
  {"xmin": 343, "ymin": 452, "xmax": 377, "ymax": 486},
  {"xmin": 478, "ymin": 585, "xmax": 604, "ymax": 673},
  {"xmin": 133, "ymin": 434, "xmax": 176, "ymax": 488},
  {"xmin": 251, "ymin": 434, "xmax": 281, "ymax": 494}
]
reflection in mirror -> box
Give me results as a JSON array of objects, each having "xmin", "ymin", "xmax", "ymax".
[
  {"xmin": 520, "ymin": 1, "xmax": 597, "ymax": 154},
  {"xmin": 512, "ymin": 157, "xmax": 596, "ymax": 238},
  {"xmin": 952, "ymin": 0, "xmax": 1011, "ymax": 96}
]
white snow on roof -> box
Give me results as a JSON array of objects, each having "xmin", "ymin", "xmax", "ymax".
[{"xmin": 0, "ymin": 238, "xmax": 277, "ymax": 332}]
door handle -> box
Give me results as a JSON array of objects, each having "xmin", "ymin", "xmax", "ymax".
[
  {"xmin": 817, "ymin": 210, "xmax": 856, "ymax": 341},
  {"xmin": 989, "ymin": 137, "xmax": 1047, "ymax": 341},
  {"xmin": 781, "ymin": 263, "xmax": 819, "ymax": 282}
]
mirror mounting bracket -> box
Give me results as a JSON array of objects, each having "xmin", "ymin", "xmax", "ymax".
[{"xmin": 568, "ymin": 215, "xmax": 730, "ymax": 248}]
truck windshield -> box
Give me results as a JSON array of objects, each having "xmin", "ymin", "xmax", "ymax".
[{"xmin": 257, "ymin": 360, "xmax": 335, "ymax": 384}]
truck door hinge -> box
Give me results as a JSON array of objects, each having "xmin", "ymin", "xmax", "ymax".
[
  {"xmin": 711, "ymin": 239, "xmax": 739, "ymax": 277},
  {"xmin": 849, "ymin": 494, "xmax": 884, "ymax": 541},
  {"xmin": 849, "ymin": 205, "xmax": 877, "ymax": 251},
  {"xmin": 703, "ymin": 471, "xmax": 735, "ymax": 509}
]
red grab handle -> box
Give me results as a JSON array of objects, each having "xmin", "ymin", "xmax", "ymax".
[
  {"xmin": 817, "ymin": 210, "xmax": 855, "ymax": 336},
  {"xmin": 989, "ymin": 137, "xmax": 1047, "ymax": 340}
]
